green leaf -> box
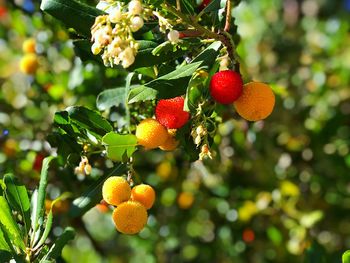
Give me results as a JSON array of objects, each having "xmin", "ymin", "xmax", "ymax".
[
  {"xmin": 68, "ymin": 164, "xmax": 127, "ymax": 218},
  {"xmin": 128, "ymin": 42, "xmax": 222, "ymax": 103},
  {"xmin": 0, "ymin": 196, "xmax": 25, "ymax": 251},
  {"xmin": 201, "ymin": 0, "xmax": 222, "ymax": 13},
  {"xmin": 0, "ymin": 224, "xmax": 12, "ymax": 252},
  {"xmin": 67, "ymin": 106, "xmax": 113, "ymax": 137},
  {"xmin": 96, "ymin": 87, "xmax": 126, "ymax": 111},
  {"xmin": 41, "ymin": 227, "xmax": 75, "ymax": 261},
  {"xmin": 40, "ymin": 0, "xmax": 104, "ymax": 37},
  {"xmin": 102, "ymin": 133, "xmax": 137, "ymax": 162},
  {"xmin": 3, "ymin": 174, "xmax": 31, "ymax": 236},
  {"xmin": 32, "ymin": 157, "xmax": 56, "ymax": 243},
  {"xmin": 128, "ymin": 61, "xmax": 202, "ymax": 103},
  {"xmin": 343, "ymin": 250, "xmax": 350, "ymax": 263},
  {"xmin": 191, "ymin": 41, "xmax": 222, "ymax": 68},
  {"xmin": 33, "ymin": 193, "xmax": 72, "ymax": 250}
]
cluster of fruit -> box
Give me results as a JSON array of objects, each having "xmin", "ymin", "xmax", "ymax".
[
  {"xmin": 133, "ymin": 69, "xmax": 275, "ymax": 155},
  {"xmin": 19, "ymin": 38, "xmax": 39, "ymax": 75},
  {"xmin": 102, "ymin": 176, "xmax": 155, "ymax": 234},
  {"xmin": 135, "ymin": 96, "xmax": 189, "ymax": 151}
]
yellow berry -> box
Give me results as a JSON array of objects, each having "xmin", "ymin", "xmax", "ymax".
[
  {"xmin": 22, "ymin": 38, "xmax": 36, "ymax": 53},
  {"xmin": 112, "ymin": 201, "xmax": 148, "ymax": 234},
  {"xmin": 19, "ymin": 54, "xmax": 39, "ymax": 75},
  {"xmin": 159, "ymin": 130, "xmax": 179, "ymax": 151},
  {"xmin": 131, "ymin": 184, "xmax": 156, "ymax": 209},
  {"xmin": 234, "ymin": 82, "xmax": 275, "ymax": 121},
  {"xmin": 102, "ymin": 176, "xmax": 131, "ymax": 206},
  {"xmin": 177, "ymin": 192, "xmax": 194, "ymax": 209},
  {"xmin": 135, "ymin": 118, "xmax": 168, "ymax": 149}
]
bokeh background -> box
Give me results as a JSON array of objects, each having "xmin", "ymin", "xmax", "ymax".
[{"xmin": 1, "ymin": 0, "xmax": 350, "ymax": 262}]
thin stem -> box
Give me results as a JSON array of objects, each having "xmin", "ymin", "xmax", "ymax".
[
  {"xmin": 224, "ymin": 0, "xmax": 233, "ymax": 32},
  {"xmin": 163, "ymin": 2, "xmax": 225, "ymax": 42},
  {"xmin": 176, "ymin": 0, "xmax": 181, "ymax": 11}
]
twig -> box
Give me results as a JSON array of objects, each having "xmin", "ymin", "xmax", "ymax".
[
  {"xmin": 224, "ymin": 0, "xmax": 233, "ymax": 32},
  {"xmin": 176, "ymin": 0, "xmax": 181, "ymax": 11}
]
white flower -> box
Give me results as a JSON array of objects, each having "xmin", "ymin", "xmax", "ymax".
[
  {"xmin": 128, "ymin": 0, "xmax": 142, "ymax": 15},
  {"xmin": 120, "ymin": 47, "xmax": 135, "ymax": 68},
  {"xmin": 167, "ymin": 30, "xmax": 180, "ymax": 43},
  {"xmin": 109, "ymin": 9, "xmax": 122, "ymax": 23},
  {"xmin": 130, "ymin": 16, "xmax": 144, "ymax": 32}
]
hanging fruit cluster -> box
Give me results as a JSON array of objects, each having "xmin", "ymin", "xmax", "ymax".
[
  {"xmin": 102, "ymin": 176, "xmax": 155, "ymax": 234},
  {"xmin": 40, "ymin": 0, "xmax": 277, "ymax": 235}
]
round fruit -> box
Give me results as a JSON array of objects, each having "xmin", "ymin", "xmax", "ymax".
[
  {"xmin": 159, "ymin": 134, "xmax": 179, "ymax": 151},
  {"xmin": 135, "ymin": 118, "xmax": 168, "ymax": 149},
  {"xmin": 234, "ymin": 82, "xmax": 275, "ymax": 121},
  {"xmin": 155, "ymin": 96, "xmax": 190, "ymax": 129},
  {"xmin": 209, "ymin": 70, "xmax": 243, "ymax": 104},
  {"xmin": 22, "ymin": 38, "xmax": 36, "ymax": 53},
  {"xmin": 102, "ymin": 176, "xmax": 131, "ymax": 206},
  {"xmin": 19, "ymin": 54, "xmax": 39, "ymax": 75},
  {"xmin": 131, "ymin": 184, "xmax": 156, "ymax": 209},
  {"xmin": 112, "ymin": 201, "xmax": 148, "ymax": 234},
  {"xmin": 177, "ymin": 192, "xmax": 194, "ymax": 209}
]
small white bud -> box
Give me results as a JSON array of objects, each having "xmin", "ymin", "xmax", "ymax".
[
  {"xmin": 194, "ymin": 135, "xmax": 201, "ymax": 146},
  {"xmin": 91, "ymin": 43, "xmax": 102, "ymax": 55},
  {"xmin": 196, "ymin": 125, "xmax": 205, "ymax": 136},
  {"xmin": 128, "ymin": 0, "xmax": 142, "ymax": 15},
  {"xmin": 130, "ymin": 16, "xmax": 144, "ymax": 32},
  {"xmin": 167, "ymin": 30, "xmax": 180, "ymax": 43},
  {"xmin": 109, "ymin": 9, "xmax": 122, "ymax": 23}
]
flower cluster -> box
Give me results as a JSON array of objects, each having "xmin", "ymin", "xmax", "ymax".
[{"xmin": 91, "ymin": 0, "xmax": 149, "ymax": 68}]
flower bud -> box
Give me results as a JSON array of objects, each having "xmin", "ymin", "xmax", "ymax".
[
  {"xmin": 120, "ymin": 47, "xmax": 135, "ymax": 68},
  {"xmin": 109, "ymin": 9, "xmax": 122, "ymax": 23},
  {"xmin": 167, "ymin": 30, "xmax": 180, "ymax": 43},
  {"xmin": 128, "ymin": 0, "xmax": 142, "ymax": 15},
  {"xmin": 130, "ymin": 16, "xmax": 144, "ymax": 32},
  {"xmin": 91, "ymin": 43, "xmax": 102, "ymax": 55},
  {"xmin": 194, "ymin": 135, "xmax": 201, "ymax": 146}
]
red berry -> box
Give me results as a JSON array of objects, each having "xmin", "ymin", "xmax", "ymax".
[
  {"xmin": 155, "ymin": 96, "xmax": 190, "ymax": 129},
  {"xmin": 209, "ymin": 70, "xmax": 243, "ymax": 104}
]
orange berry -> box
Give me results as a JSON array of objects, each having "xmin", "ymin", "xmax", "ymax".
[
  {"xmin": 234, "ymin": 82, "xmax": 275, "ymax": 121},
  {"xmin": 19, "ymin": 54, "xmax": 38, "ymax": 75},
  {"xmin": 22, "ymin": 38, "xmax": 36, "ymax": 53},
  {"xmin": 102, "ymin": 176, "xmax": 131, "ymax": 206},
  {"xmin": 135, "ymin": 118, "xmax": 168, "ymax": 149},
  {"xmin": 112, "ymin": 201, "xmax": 148, "ymax": 234},
  {"xmin": 96, "ymin": 200, "xmax": 110, "ymax": 213},
  {"xmin": 131, "ymin": 184, "xmax": 156, "ymax": 209},
  {"xmin": 159, "ymin": 130, "xmax": 179, "ymax": 151},
  {"xmin": 177, "ymin": 192, "xmax": 194, "ymax": 209}
]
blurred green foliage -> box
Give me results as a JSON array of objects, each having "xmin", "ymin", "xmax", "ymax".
[{"xmin": 1, "ymin": 0, "xmax": 350, "ymax": 262}]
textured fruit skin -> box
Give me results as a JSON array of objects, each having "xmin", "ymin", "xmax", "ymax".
[
  {"xmin": 135, "ymin": 118, "xmax": 168, "ymax": 149},
  {"xmin": 209, "ymin": 70, "xmax": 243, "ymax": 104},
  {"xmin": 234, "ymin": 82, "xmax": 275, "ymax": 121},
  {"xmin": 112, "ymin": 201, "xmax": 148, "ymax": 234},
  {"xmin": 159, "ymin": 134, "xmax": 179, "ymax": 151},
  {"xmin": 177, "ymin": 192, "xmax": 194, "ymax": 209},
  {"xmin": 20, "ymin": 54, "xmax": 38, "ymax": 75},
  {"xmin": 131, "ymin": 184, "xmax": 156, "ymax": 209},
  {"xmin": 102, "ymin": 176, "xmax": 131, "ymax": 206},
  {"xmin": 155, "ymin": 96, "xmax": 190, "ymax": 129},
  {"xmin": 159, "ymin": 129, "xmax": 179, "ymax": 151}
]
